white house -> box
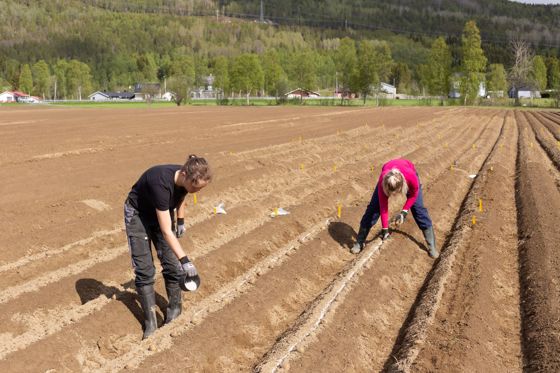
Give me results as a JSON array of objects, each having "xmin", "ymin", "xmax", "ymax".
[
  {"xmin": 285, "ymin": 88, "xmax": 321, "ymax": 99},
  {"xmin": 509, "ymin": 86, "xmax": 541, "ymax": 99},
  {"xmin": 88, "ymin": 91, "xmax": 110, "ymax": 101},
  {"xmin": 0, "ymin": 91, "xmax": 16, "ymax": 102},
  {"xmin": 162, "ymin": 92, "xmax": 175, "ymax": 101},
  {"xmin": 380, "ymin": 82, "xmax": 397, "ymax": 97},
  {"xmin": 88, "ymin": 91, "xmax": 135, "ymax": 101},
  {"xmin": 0, "ymin": 90, "xmax": 31, "ymax": 103}
]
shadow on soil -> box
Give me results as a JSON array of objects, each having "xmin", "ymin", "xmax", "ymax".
[
  {"xmin": 328, "ymin": 221, "xmax": 357, "ymax": 249},
  {"xmin": 75, "ymin": 278, "xmax": 167, "ymax": 326}
]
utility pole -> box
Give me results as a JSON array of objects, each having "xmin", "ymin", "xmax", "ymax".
[{"xmin": 260, "ymin": 0, "xmax": 264, "ymax": 23}]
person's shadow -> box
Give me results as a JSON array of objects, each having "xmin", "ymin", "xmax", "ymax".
[
  {"xmin": 328, "ymin": 221, "xmax": 428, "ymax": 254},
  {"xmin": 389, "ymin": 228, "xmax": 429, "ymax": 254},
  {"xmin": 75, "ymin": 278, "xmax": 167, "ymax": 326}
]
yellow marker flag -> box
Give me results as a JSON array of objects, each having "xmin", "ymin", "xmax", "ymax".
[
  {"xmin": 472, "ymin": 215, "xmax": 476, "ymax": 225},
  {"xmin": 193, "ymin": 193, "xmax": 197, "ymax": 205},
  {"xmin": 337, "ymin": 203, "xmax": 342, "ymax": 218},
  {"xmin": 479, "ymin": 199, "xmax": 483, "ymax": 212}
]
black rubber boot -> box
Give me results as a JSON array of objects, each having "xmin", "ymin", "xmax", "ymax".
[
  {"xmin": 164, "ymin": 282, "xmax": 182, "ymax": 324},
  {"xmin": 422, "ymin": 226, "xmax": 440, "ymax": 259},
  {"xmin": 351, "ymin": 225, "xmax": 370, "ymax": 254},
  {"xmin": 137, "ymin": 285, "xmax": 158, "ymax": 340}
]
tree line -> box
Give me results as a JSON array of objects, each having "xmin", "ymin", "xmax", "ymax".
[{"xmin": 1, "ymin": 1, "xmax": 559, "ymax": 103}]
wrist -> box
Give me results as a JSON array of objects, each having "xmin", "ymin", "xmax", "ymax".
[
  {"xmin": 179, "ymin": 256, "xmax": 190, "ymax": 264},
  {"xmin": 401, "ymin": 210, "xmax": 408, "ymax": 216},
  {"xmin": 177, "ymin": 218, "xmax": 184, "ymax": 225}
]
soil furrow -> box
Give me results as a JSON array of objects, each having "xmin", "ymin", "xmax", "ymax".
[
  {"xmin": 126, "ymin": 111, "xmax": 501, "ymax": 373},
  {"xmin": 397, "ymin": 112, "xmax": 522, "ymax": 372},
  {"xmin": 515, "ymin": 111, "xmax": 560, "ymax": 371},
  {"xmin": 285, "ymin": 112, "xmax": 503, "ymax": 373}
]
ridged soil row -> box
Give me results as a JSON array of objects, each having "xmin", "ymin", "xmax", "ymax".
[
  {"xmin": 281, "ymin": 112, "xmax": 504, "ymax": 373},
  {"xmin": 399, "ymin": 112, "xmax": 522, "ymax": 372},
  {"xmin": 123, "ymin": 111, "xmax": 501, "ymax": 373},
  {"xmin": 252, "ymin": 111, "xmax": 502, "ymax": 373},
  {"xmin": 525, "ymin": 111, "xmax": 560, "ymax": 171},
  {"xmin": 0, "ymin": 110, "xmax": 469, "ymax": 370},
  {"xmin": 537, "ymin": 111, "xmax": 560, "ymax": 134},
  {"xmin": 514, "ymin": 111, "xmax": 560, "ymax": 371},
  {"xmin": 0, "ymin": 106, "xmax": 446, "ymax": 264},
  {"xmin": 72, "ymin": 110, "xmax": 490, "ymax": 373},
  {"xmin": 0, "ymin": 111, "xmax": 462, "ymax": 305}
]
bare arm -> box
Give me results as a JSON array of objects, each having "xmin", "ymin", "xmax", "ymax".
[
  {"xmin": 176, "ymin": 197, "xmax": 186, "ymax": 221},
  {"xmin": 156, "ymin": 208, "xmax": 187, "ymax": 260}
]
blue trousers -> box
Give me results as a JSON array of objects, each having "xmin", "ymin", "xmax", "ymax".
[{"xmin": 359, "ymin": 181, "xmax": 433, "ymax": 240}]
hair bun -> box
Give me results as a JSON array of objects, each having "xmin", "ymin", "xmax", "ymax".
[{"xmin": 188, "ymin": 154, "xmax": 197, "ymax": 159}]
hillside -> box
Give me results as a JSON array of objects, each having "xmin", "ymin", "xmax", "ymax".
[{"xmin": 0, "ymin": 0, "xmax": 558, "ymax": 96}]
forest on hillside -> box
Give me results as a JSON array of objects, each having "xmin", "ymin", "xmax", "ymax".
[{"xmin": 1, "ymin": 0, "xmax": 559, "ymax": 101}]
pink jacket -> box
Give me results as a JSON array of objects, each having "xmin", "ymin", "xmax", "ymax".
[{"xmin": 377, "ymin": 159, "xmax": 420, "ymax": 228}]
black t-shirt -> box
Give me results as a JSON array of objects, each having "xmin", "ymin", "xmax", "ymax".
[{"xmin": 127, "ymin": 164, "xmax": 187, "ymax": 225}]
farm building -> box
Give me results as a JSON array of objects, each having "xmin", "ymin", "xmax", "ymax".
[
  {"xmin": 0, "ymin": 90, "xmax": 31, "ymax": 103},
  {"xmin": 285, "ymin": 88, "xmax": 321, "ymax": 99},
  {"xmin": 133, "ymin": 83, "xmax": 162, "ymax": 100},
  {"xmin": 88, "ymin": 91, "xmax": 135, "ymax": 101},
  {"xmin": 508, "ymin": 86, "xmax": 541, "ymax": 99}
]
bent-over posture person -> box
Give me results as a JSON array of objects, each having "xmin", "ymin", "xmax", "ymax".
[
  {"xmin": 351, "ymin": 158, "xmax": 439, "ymax": 259},
  {"xmin": 124, "ymin": 155, "xmax": 212, "ymax": 339}
]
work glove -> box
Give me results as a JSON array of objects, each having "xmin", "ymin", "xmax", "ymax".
[
  {"xmin": 179, "ymin": 256, "xmax": 198, "ymax": 277},
  {"xmin": 381, "ymin": 228, "xmax": 391, "ymax": 241},
  {"xmin": 392, "ymin": 210, "xmax": 408, "ymax": 226},
  {"xmin": 176, "ymin": 218, "xmax": 185, "ymax": 238}
]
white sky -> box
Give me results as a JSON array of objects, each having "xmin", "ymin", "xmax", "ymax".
[{"xmin": 509, "ymin": 0, "xmax": 560, "ymax": 4}]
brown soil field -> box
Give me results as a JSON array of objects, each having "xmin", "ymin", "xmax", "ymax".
[{"xmin": 0, "ymin": 106, "xmax": 559, "ymax": 372}]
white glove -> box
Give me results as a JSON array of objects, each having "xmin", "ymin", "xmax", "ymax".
[
  {"xmin": 179, "ymin": 257, "xmax": 198, "ymax": 277},
  {"xmin": 392, "ymin": 210, "xmax": 408, "ymax": 226},
  {"xmin": 176, "ymin": 218, "xmax": 185, "ymax": 238}
]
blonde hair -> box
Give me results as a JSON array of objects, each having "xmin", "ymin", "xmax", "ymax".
[
  {"xmin": 181, "ymin": 154, "xmax": 212, "ymax": 184},
  {"xmin": 382, "ymin": 168, "xmax": 408, "ymax": 197}
]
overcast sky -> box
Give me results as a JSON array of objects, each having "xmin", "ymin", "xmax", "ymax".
[{"xmin": 509, "ymin": 0, "xmax": 560, "ymax": 4}]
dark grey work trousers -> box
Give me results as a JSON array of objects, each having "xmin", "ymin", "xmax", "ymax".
[{"xmin": 124, "ymin": 201, "xmax": 183, "ymax": 288}]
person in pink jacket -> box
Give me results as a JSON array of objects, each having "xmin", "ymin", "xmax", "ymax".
[{"xmin": 351, "ymin": 158, "xmax": 439, "ymax": 258}]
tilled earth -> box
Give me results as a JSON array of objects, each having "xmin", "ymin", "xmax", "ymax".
[{"xmin": 0, "ymin": 106, "xmax": 559, "ymax": 372}]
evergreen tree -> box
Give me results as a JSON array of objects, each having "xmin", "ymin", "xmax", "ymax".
[
  {"xmin": 486, "ymin": 63, "xmax": 508, "ymax": 97},
  {"xmin": 18, "ymin": 64, "xmax": 33, "ymax": 94},
  {"xmin": 391, "ymin": 62, "xmax": 412, "ymax": 94},
  {"xmin": 427, "ymin": 37, "xmax": 452, "ymax": 98},
  {"xmin": 333, "ymin": 38, "xmax": 357, "ymax": 93},
  {"xmin": 261, "ymin": 50, "xmax": 286, "ymax": 97},
  {"xmin": 52, "ymin": 59, "xmax": 68, "ymax": 99},
  {"xmin": 460, "ymin": 20, "xmax": 487, "ymax": 104},
  {"xmin": 290, "ymin": 50, "xmax": 317, "ymax": 92},
  {"xmin": 530, "ymin": 55, "xmax": 547, "ymax": 91},
  {"xmin": 229, "ymin": 54, "xmax": 264, "ymax": 104},
  {"xmin": 211, "ymin": 56, "xmax": 230, "ymax": 97},
  {"xmin": 32, "ymin": 60, "xmax": 50, "ymax": 98},
  {"xmin": 546, "ymin": 56, "xmax": 560, "ymax": 90}
]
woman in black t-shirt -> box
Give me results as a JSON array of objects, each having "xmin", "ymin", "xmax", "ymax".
[{"xmin": 124, "ymin": 154, "xmax": 212, "ymax": 339}]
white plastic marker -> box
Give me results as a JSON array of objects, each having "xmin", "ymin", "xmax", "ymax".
[
  {"xmin": 468, "ymin": 174, "xmax": 477, "ymax": 179},
  {"xmin": 214, "ymin": 202, "xmax": 227, "ymax": 215},
  {"xmin": 271, "ymin": 208, "xmax": 290, "ymax": 217}
]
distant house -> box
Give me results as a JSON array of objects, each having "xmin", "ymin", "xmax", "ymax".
[
  {"xmin": 133, "ymin": 82, "xmax": 162, "ymax": 100},
  {"xmin": 449, "ymin": 73, "xmax": 487, "ymax": 98},
  {"xmin": 509, "ymin": 86, "xmax": 541, "ymax": 99},
  {"xmin": 0, "ymin": 91, "xmax": 16, "ymax": 102},
  {"xmin": 162, "ymin": 92, "xmax": 175, "ymax": 101},
  {"xmin": 285, "ymin": 88, "xmax": 321, "ymax": 99},
  {"xmin": 0, "ymin": 90, "xmax": 30, "ymax": 103},
  {"xmin": 192, "ymin": 74, "xmax": 218, "ymax": 99},
  {"xmin": 379, "ymin": 82, "xmax": 396, "ymax": 97},
  {"xmin": 88, "ymin": 91, "xmax": 135, "ymax": 101}
]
